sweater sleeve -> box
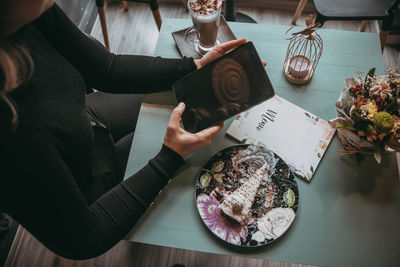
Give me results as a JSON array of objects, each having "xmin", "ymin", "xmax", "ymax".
[
  {"xmin": 32, "ymin": 4, "xmax": 197, "ymax": 94},
  {"xmin": 0, "ymin": 130, "xmax": 185, "ymax": 260}
]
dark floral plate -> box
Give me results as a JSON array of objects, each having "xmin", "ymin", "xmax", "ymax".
[{"xmin": 195, "ymin": 144, "xmax": 299, "ymax": 247}]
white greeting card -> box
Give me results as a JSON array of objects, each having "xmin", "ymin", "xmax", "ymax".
[{"xmin": 226, "ymin": 95, "xmax": 335, "ymax": 182}]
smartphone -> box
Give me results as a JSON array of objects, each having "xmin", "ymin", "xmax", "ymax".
[{"xmin": 173, "ymin": 41, "xmax": 275, "ymax": 133}]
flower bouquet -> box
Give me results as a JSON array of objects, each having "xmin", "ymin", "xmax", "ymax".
[{"xmin": 331, "ymin": 68, "xmax": 400, "ymax": 163}]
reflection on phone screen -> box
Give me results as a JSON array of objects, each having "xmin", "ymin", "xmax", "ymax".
[{"xmin": 174, "ymin": 42, "xmax": 274, "ymax": 133}]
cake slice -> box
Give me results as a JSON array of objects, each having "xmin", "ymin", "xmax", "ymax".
[{"xmin": 219, "ymin": 164, "xmax": 266, "ymax": 225}]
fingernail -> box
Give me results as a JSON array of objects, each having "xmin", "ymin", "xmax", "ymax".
[{"xmin": 178, "ymin": 102, "xmax": 184, "ymax": 108}]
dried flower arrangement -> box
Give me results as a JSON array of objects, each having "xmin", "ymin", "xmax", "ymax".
[{"xmin": 331, "ymin": 68, "xmax": 400, "ymax": 163}]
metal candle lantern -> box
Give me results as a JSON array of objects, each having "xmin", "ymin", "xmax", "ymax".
[{"xmin": 283, "ymin": 15, "xmax": 323, "ymax": 84}]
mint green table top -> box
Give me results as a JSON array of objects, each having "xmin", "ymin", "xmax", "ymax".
[{"xmin": 125, "ymin": 19, "xmax": 400, "ymax": 267}]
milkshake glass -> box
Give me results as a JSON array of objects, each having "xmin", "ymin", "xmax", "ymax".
[{"xmin": 188, "ymin": 0, "xmax": 222, "ymax": 55}]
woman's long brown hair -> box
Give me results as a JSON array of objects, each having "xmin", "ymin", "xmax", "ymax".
[{"xmin": 0, "ymin": 39, "xmax": 33, "ymax": 130}]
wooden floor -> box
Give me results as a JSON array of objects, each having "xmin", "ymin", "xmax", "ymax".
[
  {"xmin": 4, "ymin": 2, "xmax": 400, "ymax": 267},
  {"xmin": 5, "ymin": 227, "xmax": 315, "ymax": 267}
]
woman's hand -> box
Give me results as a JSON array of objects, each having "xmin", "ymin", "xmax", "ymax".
[
  {"xmin": 164, "ymin": 102, "xmax": 223, "ymax": 158},
  {"xmin": 194, "ymin": 38, "xmax": 267, "ymax": 69}
]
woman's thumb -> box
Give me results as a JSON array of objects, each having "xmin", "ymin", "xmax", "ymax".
[{"xmin": 169, "ymin": 102, "xmax": 185, "ymax": 127}]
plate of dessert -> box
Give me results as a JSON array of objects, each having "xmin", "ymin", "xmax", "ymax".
[{"xmin": 195, "ymin": 144, "xmax": 299, "ymax": 247}]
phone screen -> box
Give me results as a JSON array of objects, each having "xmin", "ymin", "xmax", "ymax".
[{"xmin": 173, "ymin": 42, "xmax": 275, "ymax": 133}]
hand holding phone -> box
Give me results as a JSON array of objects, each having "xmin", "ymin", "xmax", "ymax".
[
  {"xmin": 173, "ymin": 41, "xmax": 275, "ymax": 133},
  {"xmin": 194, "ymin": 38, "xmax": 266, "ymax": 69},
  {"xmin": 163, "ymin": 102, "xmax": 224, "ymax": 158},
  {"xmin": 193, "ymin": 38, "xmax": 247, "ymax": 69}
]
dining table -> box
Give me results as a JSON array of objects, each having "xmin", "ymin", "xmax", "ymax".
[{"xmin": 124, "ymin": 19, "xmax": 400, "ymax": 266}]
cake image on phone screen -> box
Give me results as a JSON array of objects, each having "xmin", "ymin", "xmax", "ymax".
[
  {"xmin": 212, "ymin": 58, "xmax": 250, "ymax": 105},
  {"xmin": 189, "ymin": 58, "xmax": 251, "ymax": 131}
]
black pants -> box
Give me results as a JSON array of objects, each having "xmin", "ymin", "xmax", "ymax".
[{"xmin": 85, "ymin": 91, "xmax": 143, "ymax": 203}]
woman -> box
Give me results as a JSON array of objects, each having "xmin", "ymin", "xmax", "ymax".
[{"xmin": 0, "ymin": 0, "xmax": 248, "ymax": 260}]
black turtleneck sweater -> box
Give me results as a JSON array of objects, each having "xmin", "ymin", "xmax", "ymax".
[{"xmin": 0, "ymin": 4, "xmax": 196, "ymax": 259}]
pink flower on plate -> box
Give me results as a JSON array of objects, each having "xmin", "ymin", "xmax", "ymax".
[{"xmin": 197, "ymin": 194, "xmax": 248, "ymax": 245}]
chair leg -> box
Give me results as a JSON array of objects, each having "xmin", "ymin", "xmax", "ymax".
[
  {"xmin": 122, "ymin": 1, "xmax": 129, "ymax": 11},
  {"xmin": 360, "ymin": 21, "xmax": 368, "ymax": 32},
  {"xmin": 380, "ymin": 30, "xmax": 389, "ymax": 52},
  {"xmin": 98, "ymin": 6, "xmax": 110, "ymax": 51},
  {"xmin": 291, "ymin": 0, "xmax": 308, "ymax": 25},
  {"xmin": 152, "ymin": 9, "xmax": 162, "ymax": 31}
]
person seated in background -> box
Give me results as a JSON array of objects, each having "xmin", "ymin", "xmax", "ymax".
[{"xmin": 0, "ymin": 0, "xmax": 248, "ymax": 259}]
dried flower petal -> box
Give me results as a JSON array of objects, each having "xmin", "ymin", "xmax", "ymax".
[
  {"xmin": 374, "ymin": 112, "xmax": 395, "ymax": 133},
  {"xmin": 197, "ymin": 194, "xmax": 248, "ymax": 245},
  {"xmin": 213, "ymin": 173, "xmax": 224, "ymax": 183},
  {"xmin": 200, "ymin": 172, "xmax": 211, "ymax": 188},
  {"xmin": 211, "ymin": 161, "xmax": 224, "ymax": 172},
  {"xmin": 283, "ymin": 189, "xmax": 295, "ymax": 207}
]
